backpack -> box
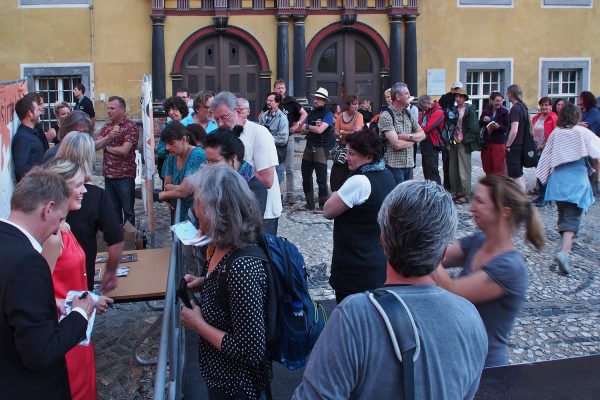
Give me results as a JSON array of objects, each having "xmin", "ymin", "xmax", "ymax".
[
  {"xmin": 440, "ymin": 106, "xmax": 459, "ymax": 145},
  {"xmin": 517, "ymin": 102, "xmax": 538, "ymax": 168},
  {"xmin": 219, "ymin": 233, "xmax": 328, "ymax": 370}
]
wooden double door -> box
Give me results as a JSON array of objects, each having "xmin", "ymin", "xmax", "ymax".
[
  {"xmin": 181, "ymin": 35, "xmax": 261, "ymax": 115},
  {"xmin": 310, "ymin": 32, "xmax": 381, "ymax": 112}
]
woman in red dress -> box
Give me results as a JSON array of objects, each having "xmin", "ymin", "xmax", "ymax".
[{"xmin": 41, "ymin": 158, "xmax": 113, "ymax": 400}]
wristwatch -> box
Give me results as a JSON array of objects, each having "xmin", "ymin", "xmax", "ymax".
[{"xmin": 409, "ymin": 133, "xmax": 414, "ymax": 141}]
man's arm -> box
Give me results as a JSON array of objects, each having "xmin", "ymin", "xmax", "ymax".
[
  {"xmin": 106, "ymin": 141, "xmax": 134, "ymax": 157},
  {"xmin": 292, "ymin": 106, "xmax": 308, "ymax": 133},
  {"xmin": 255, "ymin": 166, "xmax": 275, "ymax": 189},
  {"xmin": 306, "ymin": 121, "xmax": 329, "ymax": 135},
  {"xmin": 102, "ymin": 241, "xmax": 124, "ymax": 292},
  {"xmin": 383, "ymin": 130, "xmax": 414, "ymax": 150},
  {"xmin": 12, "ymin": 134, "xmax": 33, "ymax": 181},
  {"xmin": 7, "ymin": 257, "xmax": 89, "ymax": 370}
]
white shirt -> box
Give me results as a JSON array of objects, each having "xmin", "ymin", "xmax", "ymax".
[
  {"xmin": 337, "ymin": 175, "xmax": 371, "ymax": 208},
  {"xmin": 240, "ymin": 121, "xmax": 283, "ymax": 219}
]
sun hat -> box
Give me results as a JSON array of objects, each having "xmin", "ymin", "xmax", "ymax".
[
  {"xmin": 454, "ymin": 87, "xmax": 469, "ymax": 100},
  {"xmin": 313, "ymin": 87, "xmax": 330, "ymax": 102}
]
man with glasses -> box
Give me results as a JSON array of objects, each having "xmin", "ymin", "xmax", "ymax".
[
  {"xmin": 188, "ymin": 92, "xmax": 217, "ymax": 134},
  {"xmin": 211, "ymin": 92, "xmax": 282, "ymax": 235}
]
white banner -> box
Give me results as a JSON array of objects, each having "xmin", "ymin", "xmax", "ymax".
[
  {"xmin": 141, "ymin": 75, "xmax": 156, "ymax": 235},
  {"xmin": 0, "ymin": 80, "xmax": 27, "ymax": 218}
]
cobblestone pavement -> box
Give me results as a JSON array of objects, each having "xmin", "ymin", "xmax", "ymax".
[{"xmin": 93, "ymin": 149, "xmax": 600, "ymax": 399}]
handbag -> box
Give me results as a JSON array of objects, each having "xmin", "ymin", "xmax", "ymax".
[{"xmin": 329, "ymin": 142, "xmax": 348, "ymax": 164}]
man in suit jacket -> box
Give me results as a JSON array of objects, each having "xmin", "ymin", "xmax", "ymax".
[{"xmin": 0, "ymin": 167, "xmax": 94, "ymax": 399}]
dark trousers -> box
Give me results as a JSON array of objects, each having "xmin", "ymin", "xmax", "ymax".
[
  {"xmin": 385, "ymin": 165, "xmax": 412, "ymax": 185},
  {"xmin": 420, "ymin": 139, "xmax": 441, "ymax": 184},
  {"xmin": 262, "ymin": 218, "xmax": 279, "ymax": 236},
  {"xmin": 442, "ymin": 148, "xmax": 451, "ymax": 190},
  {"xmin": 105, "ymin": 177, "xmax": 135, "ymax": 225},
  {"xmin": 335, "ymin": 290, "xmax": 351, "ymax": 304},
  {"xmin": 301, "ymin": 146, "xmax": 329, "ymax": 206}
]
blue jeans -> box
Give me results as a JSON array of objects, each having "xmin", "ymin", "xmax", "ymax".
[
  {"xmin": 105, "ymin": 177, "xmax": 135, "ymax": 225},
  {"xmin": 385, "ymin": 165, "xmax": 412, "ymax": 185}
]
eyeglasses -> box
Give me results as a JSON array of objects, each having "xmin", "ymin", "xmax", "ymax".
[{"xmin": 215, "ymin": 113, "xmax": 232, "ymax": 123}]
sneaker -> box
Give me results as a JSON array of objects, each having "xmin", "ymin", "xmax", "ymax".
[{"xmin": 555, "ymin": 251, "xmax": 570, "ymax": 274}]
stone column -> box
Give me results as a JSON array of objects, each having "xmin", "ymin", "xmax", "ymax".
[
  {"xmin": 150, "ymin": 14, "xmax": 167, "ymax": 101},
  {"xmin": 404, "ymin": 15, "xmax": 418, "ymax": 96},
  {"xmin": 388, "ymin": 15, "xmax": 403, "ymax": 86},
  {"xmin": 276, "ymin": 14, "xmax": 290, "ymax": 85},
  {"xmin": 292, "ymin": 14, "xmax": 307, "ymax": 102}
]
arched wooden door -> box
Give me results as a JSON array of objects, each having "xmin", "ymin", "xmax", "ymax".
[
  {"xmin": 181, "ymin": 35, "xmax": 261, "ymax": 115},
  {"xmin": 310, "ymin": 32, "xmax": 381, "ymax": 112}
]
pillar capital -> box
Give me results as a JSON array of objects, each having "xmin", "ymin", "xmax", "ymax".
[
  {"xmin": 404, "ymin": 15, "xmax": 417, "ymax": 23},
  {"xmin": 388, "ymin": 14, "xmax": 403, "ymax": 23},
  {"xmin": 276, "ymin": 14, "xmax": 291, "ymax": 23},
  {"xmin": 292, "ymin": 14, "xmax": 307, "ymax": 24},
  {"xmin": 150, "ymin": 14, "xmax": 166, "ymax": 25}
]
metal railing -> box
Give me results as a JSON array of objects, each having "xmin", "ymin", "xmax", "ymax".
[{"xmin": 154, "ymin": 200, "xmax": 186, "ymax": 400}]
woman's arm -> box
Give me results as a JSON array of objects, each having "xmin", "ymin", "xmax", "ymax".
[
  {"xmin": 323, "ymin": 192, "xmax": 350, "ymax": 220},
  {"xmin": 159, "ymin": 176, "xmax": 193, "ymax": 200},
  {"xmin": 41, "ymin": 231, "xmax": 63, "ymax": 274},
  {"xmin": 434, "ymin": 266, "xmax": 505, "ymax": 303},
  {"xmin": 442, "ymin": 242, "xmax": 466, "ymax": 268}
]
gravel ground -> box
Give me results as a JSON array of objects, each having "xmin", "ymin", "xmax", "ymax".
[{"xmin": 93, "ymin": 147, "xmax": 600, "ymax": 399}]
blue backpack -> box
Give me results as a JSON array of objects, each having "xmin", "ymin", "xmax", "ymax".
[{"xmin": 220, "ymin": 233, "xmax": 328, "ymax": 370}]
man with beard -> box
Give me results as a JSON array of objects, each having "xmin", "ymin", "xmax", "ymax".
[{"xmin": 12, "ymin": 93, "xmax": 45, "ymax": 182}]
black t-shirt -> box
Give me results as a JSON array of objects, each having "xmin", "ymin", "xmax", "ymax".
[
  {"xmin": 67, "ymin": 184, "xmax": 124, "ymax": 290},
  {"xmin": 509, "ymin": 102, "xmax": 528, "ymax": 146},
  {"xmin": 262, "ymin": 96, "xmax": 303, "ymax": 128},
  {"xmin": 358, "ymin": 109, "xmax": 373, "ymax": 126},
  {"xmin": 74, "ymin": 96, "xmax": 96, "ymax": 118}
]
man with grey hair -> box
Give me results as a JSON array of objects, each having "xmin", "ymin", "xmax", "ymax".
[
  {"xmin": 294, "ymin": 181, "xmax": 488, "ymax": 399},
  {"xmin": 211, "ymin": 91, "xmax": 282, "ymax": 234},
  {"xmin": 378, "ymin": 82, "xmax": 426, "ymax": 185}
]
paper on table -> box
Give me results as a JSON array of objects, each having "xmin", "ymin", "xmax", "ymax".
[
  {"xmin": 63, "ymin": 290, "xmax": 99, "ymax": 346},
  {"xmin": 170, "ymin": 220, "xmax": 212, "ymax": 246}
]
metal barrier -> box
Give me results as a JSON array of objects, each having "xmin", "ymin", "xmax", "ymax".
[{"xmin": 153, "ymin": 200, "xmax": 186, "ymax": 400}]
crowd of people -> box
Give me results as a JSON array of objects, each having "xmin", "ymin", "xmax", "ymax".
[{"xmin": 3, "ymin": 77, "xmax": 600, "ymax": 399}]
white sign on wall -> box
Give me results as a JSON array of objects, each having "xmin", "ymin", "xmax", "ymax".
[{"xmin": 427, "ymin": 69, "xmax": 446, "ymax": 96}]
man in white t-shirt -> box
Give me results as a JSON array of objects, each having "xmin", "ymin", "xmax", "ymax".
[{"xmin": 210, "ymin": 92, "xmax": 282, "ymax": 234}]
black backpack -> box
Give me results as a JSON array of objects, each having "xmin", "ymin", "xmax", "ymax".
[
  {"xmin": 218, "ymin": 233, "xmax": 328, "ymax": 370},
  {"xmin": 440, "ymin": 106, "xmax": 459, "ymax": 145},
  {"xmin": 517, "ymin": 102, "xmax": 538, "ymax": 168}
]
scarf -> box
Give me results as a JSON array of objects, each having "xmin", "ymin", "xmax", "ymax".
[
  {"xmin": 351, "ymin": 159, "xmax": 385, "ymax": 176},
  {"xmin": 536, "ymin": 125, "xmax": 600, "ymax": 184},
  {"xmin": 238, "ymin": 160, "xmax": 254, "ymax": 183}
]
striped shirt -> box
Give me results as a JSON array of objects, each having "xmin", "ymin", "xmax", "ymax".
[{"xmin": 536, "ymin": 125, "xmax": 600, "ymax": 184}]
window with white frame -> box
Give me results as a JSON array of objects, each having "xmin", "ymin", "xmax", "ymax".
[
  {"xmin": 35, "ymin": 75, "xmax": 81, "ymax": 131},
  {"xmin": 459, "ymin": 59, "xmax": 512, "ymax": 116},
  {"xmin": 459, "ymin": 0, "xmax": 512, "ymax": 6},
  {"xmin": 546, "ymin": 69, "xmax": 579, "ymax": 104},
  {"xmin": 540, "ymin": 59, "xmax": 589, "ymax": 105},
  {"xmin": 19, "ymin": 0, "xmax": 89, "ymax": 6},
  {"xmin": 542, "ymin": 0, "xmax": 592, "ymax": 7},
  {"xmin": 466, "ymin": 70, "xmax": 502, "ymax": 115}
]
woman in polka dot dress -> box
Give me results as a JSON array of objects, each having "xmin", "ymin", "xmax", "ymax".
[{"xmin": 181, "ymin": 164, "xmax": 271, "ymax": 400}]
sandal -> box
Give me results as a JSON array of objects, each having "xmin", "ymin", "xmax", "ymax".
[{"xmin": 313, "ymin": 207, "xmax": 324, "ymax": 214}]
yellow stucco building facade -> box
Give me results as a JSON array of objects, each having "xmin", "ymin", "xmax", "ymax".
[{"xmin": 1, "ymin": 0, "xmax": 598, "ymax": 126}]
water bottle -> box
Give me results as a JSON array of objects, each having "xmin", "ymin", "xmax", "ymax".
[{"xmin": 291, "ymin": 300, "xmax": 305, "ymax": 331}]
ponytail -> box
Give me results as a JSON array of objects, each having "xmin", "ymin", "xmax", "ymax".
[{"xmin": 525, "ymin": 202, "xmax": 546, "ymax": 250}]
